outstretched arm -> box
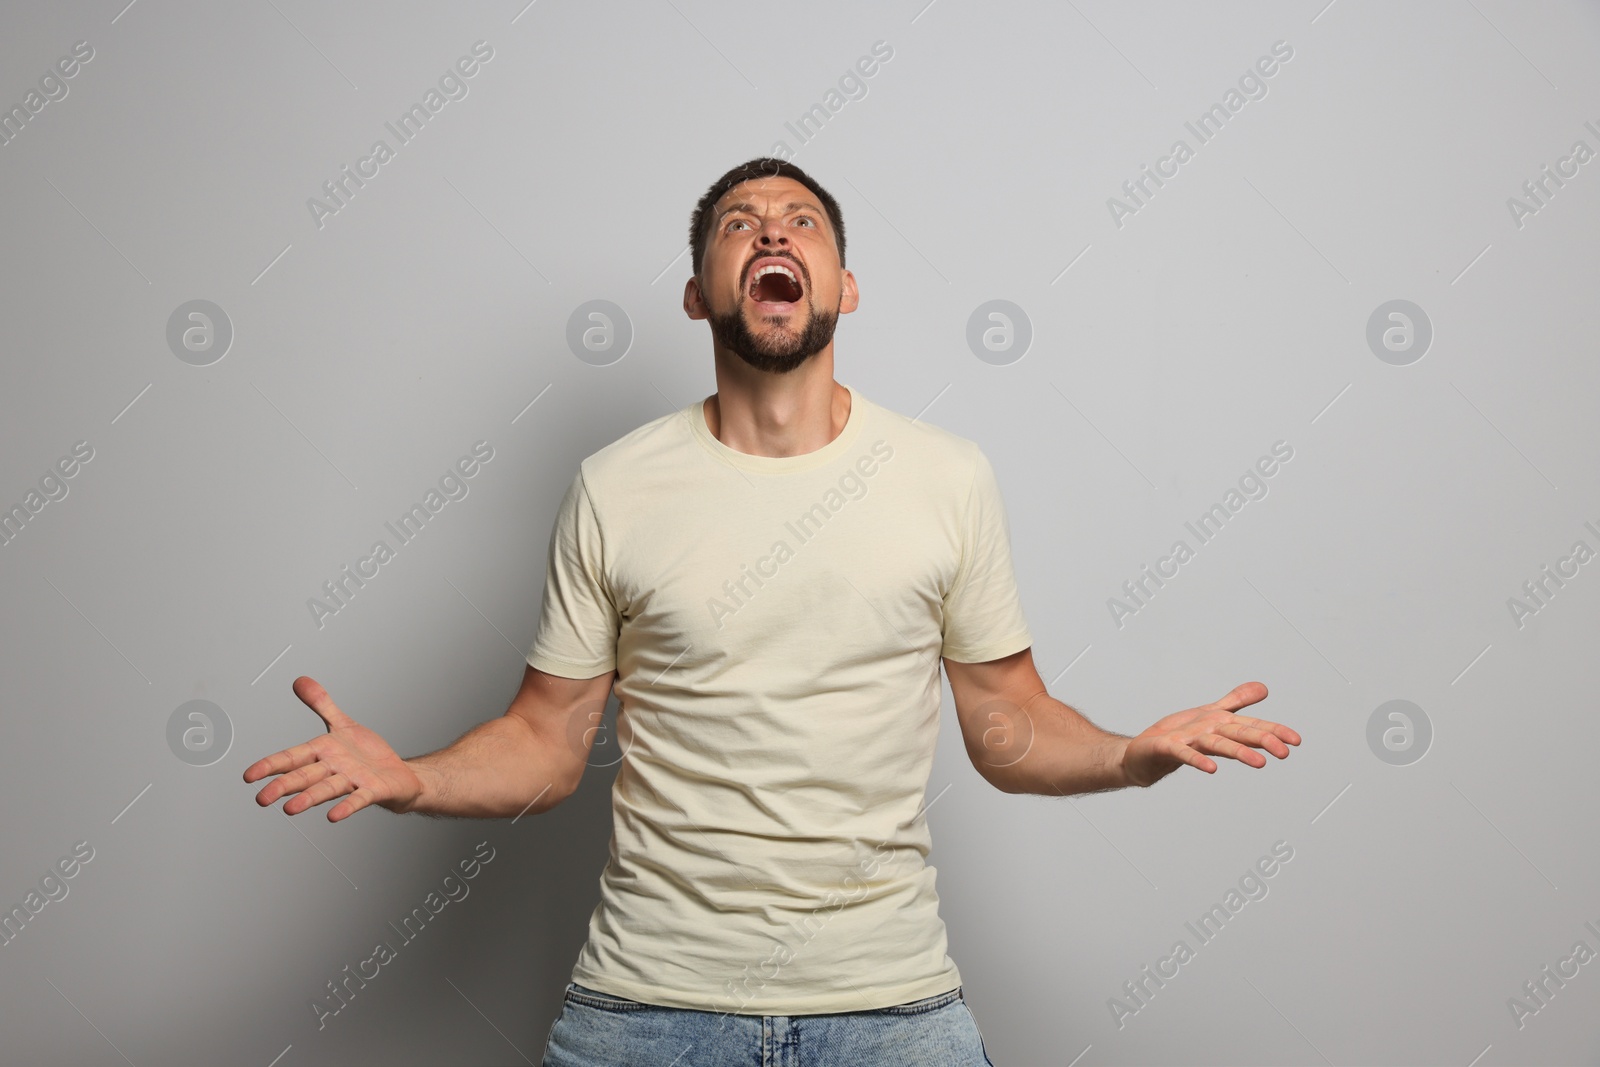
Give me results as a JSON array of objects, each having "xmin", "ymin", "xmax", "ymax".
[
  {"xmin": 942, "ymin": 648, "xmax": 1300, "ymax": 796},
  {"xmin": 243, "ymin": 665, "xmax": 617, "ymax": 822}
]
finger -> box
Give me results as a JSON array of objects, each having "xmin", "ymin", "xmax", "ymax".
[
  {"xmin": 1212, "ymin": 681, "xmax": 1267, "ymax": 713},
  {"xmin": 327, "ymin": 786, "xmax": 382, "ymax": 824},
  {"xmin": 243, "ymin": 739, "xmax": 322, "ymax": 785},
  {"xmin": 1213, "ymin": 721, "xmax": 1292, "ymax": 758},
  {"xmin": 1157, "ymin": 737, "xmax": 1217, "ymax": 775},
  {"xmin": 1190, "ymin": 732, "xmax": 1267, "ymax": 768},
  {"xmin": 293, "ymin": 676, "xmax": 353, "ymax": 732},
  {"xmin": 284, "ymin": 772, "xmax": 354, "ymax": 816},
  {"xmin": 254, "ymin": 761, "xmax": 335, "ymax": 806},
  {"xmin": 1226, "ymin": 715, "xmax": 1302, "ymax": 747}
]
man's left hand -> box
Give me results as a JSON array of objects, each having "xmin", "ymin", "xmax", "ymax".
[{"xmin": 1120, "ymin": 682, "xmax": 1301, "ymax": 788}]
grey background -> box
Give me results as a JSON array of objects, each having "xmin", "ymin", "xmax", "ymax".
[{"xmin": 1, "ymin": 0, "xmax": 1597, "ymax": 1064}]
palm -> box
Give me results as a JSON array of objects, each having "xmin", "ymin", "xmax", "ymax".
[
  {"xmin": 242, "ymin": 676, "xmax": 423, "ymax": 822},
  {"xmin": 1123, "ymin": 682, "xmax": 1300, "ymax": 788}
]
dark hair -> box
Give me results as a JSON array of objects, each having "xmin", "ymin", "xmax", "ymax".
[{"xmin": 688, "ymin": 158, "xmax": 846, "ymax": 279}]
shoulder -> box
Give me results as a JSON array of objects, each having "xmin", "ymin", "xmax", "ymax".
[
  {"xmin": 572, "ymin": 402, "xmax": 698, "ymax": 503},
  {"xmin": 864, "ymin": 392, "xmax": 988, "ymax": 483}
]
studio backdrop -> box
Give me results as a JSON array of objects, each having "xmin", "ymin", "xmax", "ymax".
[{"xmin": 1, "ymin": 1, "xmax": 1597, "ymax": 1064}]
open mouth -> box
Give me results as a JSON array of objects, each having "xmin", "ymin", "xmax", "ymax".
[{"xmin": 747, "ymin": 258, "xmax": 804, "ymax": 310}]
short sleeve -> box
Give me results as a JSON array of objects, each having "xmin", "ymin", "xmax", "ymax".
[
  {"xmin": 526, "ymin": 469, "xmax": 620, "ymax": 678},
  {"xmin": 939, "ymin": 448, "xmax": 1033, "ymax": 663}
]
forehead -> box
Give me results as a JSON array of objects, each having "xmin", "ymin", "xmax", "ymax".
[{"xmin": 713, "ymin": 176, "xmax": 823, "ymax": 218}]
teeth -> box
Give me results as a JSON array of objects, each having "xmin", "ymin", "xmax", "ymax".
[{"xmin": 752, "ymin": 264, "xmax": 799, "ymax": 291}]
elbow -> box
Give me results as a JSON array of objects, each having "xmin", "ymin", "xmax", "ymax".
[
  {"xmin": 974, "ymin": 762, "xmax": 1023, "ymax": 795},
  {"xmin": 541, "ymin": 772, "xmax": 582, "ymax": 812},
  {"xmin": 512, "ymin": 780, "xmax": 573, "ymax": 819},
  {"xmin": 553, "ymin": 753, "xmax": 594, "ymax": 804}
]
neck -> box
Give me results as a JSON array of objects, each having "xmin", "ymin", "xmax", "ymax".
[{"xmin": 704, "ymin": 350, "xmax": 849, "ymax": 458}]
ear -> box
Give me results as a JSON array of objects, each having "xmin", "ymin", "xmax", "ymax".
[
  {"xmin": 838, "ymin": 268, "xmax": 860, "ymax": 314},
  {"xmin": 683, "ymin": 274, "xmax": 709, "ymax": 320}
]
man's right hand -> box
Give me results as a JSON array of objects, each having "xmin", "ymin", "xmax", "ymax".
[{"xmin": 243, "ymin": 676, "xmax": 426, "ymax": 822}]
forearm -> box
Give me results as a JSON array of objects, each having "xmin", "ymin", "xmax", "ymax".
[
  {"xmin": 985, "ymin": 692, "xmax": 1136, "ymax": 797},
  {"xmin": 404, "ymin": 715, "xmax": 572, "ymax": 819}
]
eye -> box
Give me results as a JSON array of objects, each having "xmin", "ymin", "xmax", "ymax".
[
  {"xmin": 795, "ymin": 216, "xmax": 816, "ymax": 227},
  {"xmin": 726, "ymin": 219, "xmax": 751, "ymax": 232}
]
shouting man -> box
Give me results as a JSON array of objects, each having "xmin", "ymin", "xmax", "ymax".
[{"xmin": 245, "ymin": 157, "xmax": 1301, "ymax": 1066}]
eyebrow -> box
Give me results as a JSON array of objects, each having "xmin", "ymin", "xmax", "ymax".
[{"xmin": 715, "ymin": 200, "xmax": 824, "ymax": 225}]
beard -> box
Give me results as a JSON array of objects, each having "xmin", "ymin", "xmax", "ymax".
[{"xmin": 707, "ymin": 293, "xmax": 839, "ymax": 375}]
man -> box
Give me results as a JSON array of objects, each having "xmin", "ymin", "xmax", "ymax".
[{"xmin": 245, "ymin": 158, "xmax": 1301, "ymax": 1066}]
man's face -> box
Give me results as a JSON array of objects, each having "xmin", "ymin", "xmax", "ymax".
[{"xmin": 685, "ymin": 175, "xmax": 858, "ymax": 375}]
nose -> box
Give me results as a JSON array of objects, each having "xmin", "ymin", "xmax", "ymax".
[{"xmin": 756, "ymin": 216, "xmax": 789, "ymax": 248}]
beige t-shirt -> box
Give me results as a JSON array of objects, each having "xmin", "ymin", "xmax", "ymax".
[{"xmin": 526, "ymin": 382, "xmax": 1032, "ymax": 1015}]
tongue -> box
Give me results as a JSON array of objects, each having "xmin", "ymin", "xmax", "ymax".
[{"xmin": 754, "ymin": 273, "xmax": 801, "ymax": 303}]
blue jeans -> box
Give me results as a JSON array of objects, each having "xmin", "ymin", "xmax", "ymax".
[{"xmin": 541, "ymin": 982, "xmax": 996, "ymax": 1066}]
